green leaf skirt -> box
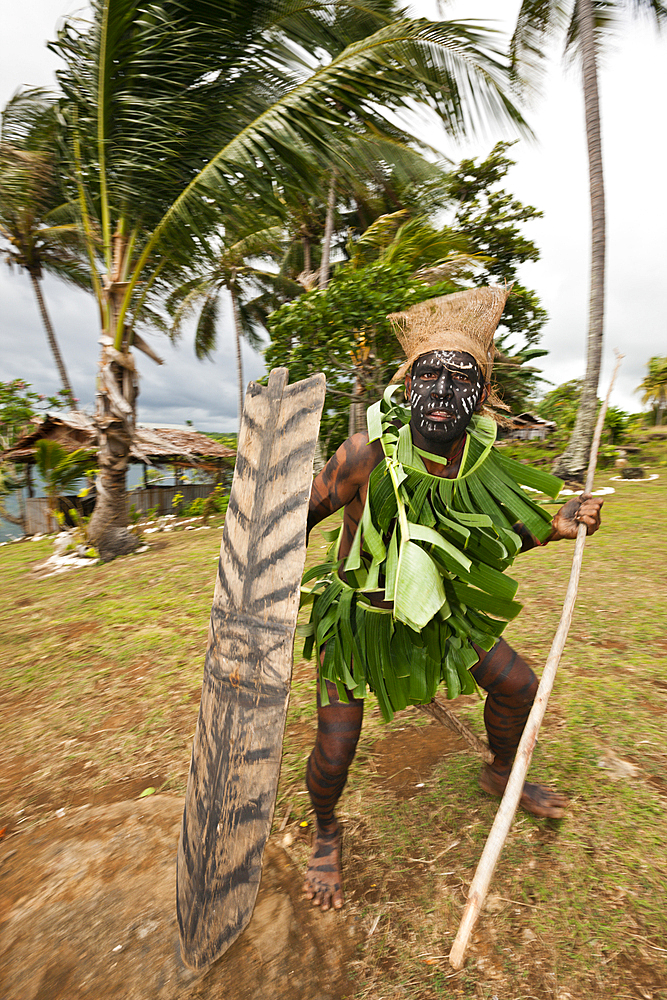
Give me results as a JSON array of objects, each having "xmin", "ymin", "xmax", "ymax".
[{"xmin": 300, "ymin": 388, "xmax": 563, "ymax": 722}]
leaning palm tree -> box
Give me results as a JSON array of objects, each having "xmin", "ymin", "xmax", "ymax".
[
  {"xmin": 167, "ymin": 223, "xmax": 301, "ymax": 421},
  {"xmin": 0, "ymin": 90, "xmax": 88, "ymax": 405},
  {"xmin": 636, "ymin": 355, "xmax": 667, "ymax": 426},
  {"xmin": 46, "ymin": 0, "xmax": 527, "ymax": 561},
  {"xmin": 510, "ymin": 0, "xmax": 667, "ymax": 478}
]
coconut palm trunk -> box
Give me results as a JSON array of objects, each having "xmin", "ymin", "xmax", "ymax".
[
  {"xmin": 302, "ymin": 233, "xmax": 312, "ymax": 275},
  {"xmin": 86, "ymin": 234, "xmax": 140, "ymax": 561},
  {"xmin": 28, "ymin": 269, "xmax": 77, "ymax": 407},
  {"xmin": 553, "ymin": 0, "xmax": 606, "ymax": 480},
  {"xmin": 319, "ymin": 169, "xmax": 338, "ymax": 291},
  {"xmin": 348, "ymin": 379, "xmax": 364, "ymax": 437}
]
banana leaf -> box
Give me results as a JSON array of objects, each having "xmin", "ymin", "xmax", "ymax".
[
  {"xmin": 300, "ymin": 393, "xmax": 562, "ymax": 721},
  {"xmin": 393, "ymin": 538, "xmax": 448, "ymax": 630}
]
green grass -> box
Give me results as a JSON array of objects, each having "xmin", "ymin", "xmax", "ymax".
[
  {"xmin": 1, "ymin": 473, "xmax": 666, "ymax": 999},
  {"xmin": 499, "ymin": 420, "xmax": 667, "ymax": 473}
]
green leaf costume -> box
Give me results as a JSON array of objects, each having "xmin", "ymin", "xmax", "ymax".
[{"xmin": 301, "ymin": 386, "xmax": 563, "ymax": 721}]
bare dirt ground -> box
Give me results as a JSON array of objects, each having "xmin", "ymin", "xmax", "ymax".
[
  {"xmin": 2, "ymin": 697, "xmax": 667, "ymax": 1000},
  {"xmin": 0, "ymin": 794, "xmax": 360, "ymax": 1000},
  {"xmin": 0, "ymin": 724, "xmax": 464, "ymax": 1000}
]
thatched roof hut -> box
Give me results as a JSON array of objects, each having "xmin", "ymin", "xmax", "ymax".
[
  {"xmin": 504, "ymin": 412, "xmax": 557, "ymax": 442},
  {"xmin": 2, "ymin": 412, "xmax": 236, "ymax": 473},
  {"xmin": 2, "ymin": 413, "xmax": 237, "ymax": 535}
]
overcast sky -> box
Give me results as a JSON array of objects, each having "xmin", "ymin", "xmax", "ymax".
[{"xmin": 1, "ymin": 0, "xmax": 665, "ymax": 431}]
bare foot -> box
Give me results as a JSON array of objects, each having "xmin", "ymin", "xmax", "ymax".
[
  {"xmin": 303, "ymin": 823, "xmax": 344, "ymax": 911},
  {"xmin": 479, "ymin": 764, "xmax": 569, "ymax": 819}
]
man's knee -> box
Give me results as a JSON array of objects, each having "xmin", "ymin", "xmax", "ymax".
[
  {"xmin": 320, "ymin": 678, "xmax": 364, "ymax": 707},
  {"xmin": 471, "ymin": 639, "xmax": 537, "ymax": 706},
  {"xmin": 311, "ymin": 682, "xmax": 364, "ymax": 776}
]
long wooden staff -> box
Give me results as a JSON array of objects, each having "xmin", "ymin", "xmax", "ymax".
[{"xmin": 449, "ymin": 351, "xmax": 624, "ymax": 971}]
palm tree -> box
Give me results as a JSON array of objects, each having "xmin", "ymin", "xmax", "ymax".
[
  {"xmin": 280, "ymin": 0, "xmax": 460, "ymax": 291},
  {"xmin": 35, "ymin": 439, "xmax": 95, "ymax": 524},
  {"xmin": 636, "ymin": 355, "xmax": 667, "ymax": 426},
  {"xmin": 167, "ymin": 224, "xmax": 300, "ymax": 421},
  {"xmin": 273, "ymin": 147, "xmax": 455, "ymax": 292},
  {"xmin": 510, "ymin": 0, "xmax": 667, "ymax": 479},
  {"xmin": 46, "ymin": 0, "xmax": 527, "ymax": 561},
  {"xmin": 0, "ymin": 90, "xmax": 88, "ymax": 406},
  {"xmin": 170, "ymin": 151, "xmax": 465, "ymax": 404}
]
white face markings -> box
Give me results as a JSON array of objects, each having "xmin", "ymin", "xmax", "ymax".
[{"xmin": 408, "ymin": 350, "xmax": 484, "ymax": 440}]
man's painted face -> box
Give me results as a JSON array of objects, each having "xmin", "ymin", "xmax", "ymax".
[{"xmin": 407, "ymin": 350, "xmax": 484, "ymax": 443}]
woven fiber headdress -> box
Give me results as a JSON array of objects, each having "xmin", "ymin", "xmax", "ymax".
[{"xmin": 388, "ymin": 285, "xmax": 513, "ymax": 386}]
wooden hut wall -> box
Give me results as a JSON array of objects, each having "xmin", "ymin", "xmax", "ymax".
[
  {"xmin": 23, "ymin": 484, "xmax": 217, "ymax": 535},
  {"xmin": 127, "ymin": 483, "xmax": 213, "ymax": 515}
]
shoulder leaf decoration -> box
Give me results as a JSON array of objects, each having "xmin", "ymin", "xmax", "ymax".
[{"xmin": 301, "ymin": 386, "xmax": 562, "ymax": 721}]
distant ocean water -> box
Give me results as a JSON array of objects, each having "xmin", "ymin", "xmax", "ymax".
[
  {"xmin": 0, "ymin": 462, "xmax": 207, "ymax": 545},
  {"xmin": 0, "ymin": 494, "xmax": 25, "ymax": 543}
]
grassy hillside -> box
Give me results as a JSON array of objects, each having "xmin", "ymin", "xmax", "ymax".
[{"xmin": 1, "ymin": 470, "xmax": 666, "ymax": 998}]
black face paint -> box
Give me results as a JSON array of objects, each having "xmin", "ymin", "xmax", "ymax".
[{"xmin": 408, "ymin": 350, "xmax": 484, "ymax": 447}]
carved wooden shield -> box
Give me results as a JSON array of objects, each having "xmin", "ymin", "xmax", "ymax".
[{"xmin": 177, "ymin": 367, "xmax": 326, "ymax": 971}]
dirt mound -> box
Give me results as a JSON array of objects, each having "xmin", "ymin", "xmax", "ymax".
[
  {"xmin": 0, "ymin": 796, "xmax": 359, "ymax": 1000},
  {"xmin": 372, "ymin": 707, "xmax": 474, "ymax": 798}
]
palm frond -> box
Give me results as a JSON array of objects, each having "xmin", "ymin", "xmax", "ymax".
[
  {"xmin": 236, "ymin": 300, "xmax": 268, "ymax": 351},
  {"xmin": 0, "ymin": 89, "xmax": 89, "ymax": 288},
  {"xmin": 224, "ymin": 225, "xmax": 286, "ymax": 265},
  {"xmin": 194, "ymin": 291, "xmax": 220, "ymax": 361},
  {"xmin": 165, "ymin": 276, "xmax": 210, "ymax": 339},
  {"xmin": 509, "ymin": 0, "xmax": 571, "ymax": 89},
  {"xmin": 55, "ymin": 9, "xmax": 527, "ymax": 302},
  {"xmin": 36, "ymin": 440, "xmax": 95, "ymax": 494},
  {"xmin": 0, "ymin": 88, "xmax": 57, "ymax": 147},
  {"xmin": 347, "ymin": 210, "xmax": 408, "ymax": 265}
]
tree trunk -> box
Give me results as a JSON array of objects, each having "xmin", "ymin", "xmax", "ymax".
[
  {"xmin": 29, "ymin": 270, "xmax": 77, "ymax": 408},
  {"xmin": 552, "ymin": 0, "xmax": 605, "ymax": 480},
  {"xmin": 347, "ymin": 378, "xmax": 365, "ymax": 437},
  {"xmin": 319, "ymin": 170, "xmax": 337, "ymax": 291},
  {"xmin": 86, "ymin": 345, "xmax": 139, "ymax": 560},
  {"xmin": 230, "ymin": 272, "xmax": 245, "ymax": 424},
  {"xmin": 301, "ymin": 233, "xmax": 311, "ymax": 275},
  {"xmin": 86, "ymin": 233, "xmax": 141, "ymax": 561}
]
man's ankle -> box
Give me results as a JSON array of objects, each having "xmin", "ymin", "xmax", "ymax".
[
  {"xmin": 488, "ymin": 759, "xmax": 513, "ymax": 775},
  {"xmin": 316, "ymin": 819, "xmax": 339, "ymax": 838}
]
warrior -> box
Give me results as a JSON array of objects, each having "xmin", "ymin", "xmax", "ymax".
[{"xmin": 300, "ymin": 286, "xmax": 603, "ymax": 911}]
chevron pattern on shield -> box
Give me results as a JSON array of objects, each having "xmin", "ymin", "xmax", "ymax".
[{"xmin": 177, "ymin": 367, "xmax": 325, "ymax": 970}]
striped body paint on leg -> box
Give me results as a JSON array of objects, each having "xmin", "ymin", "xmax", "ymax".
[
  {"xmin": 471, "ymin": 639, "xmax": 538, "ymax": 766},
  {"xmin": 304, "ymin": 679, "xmax": 363, "ymax": 909},
  {"xmin": 306, "ymin": 680, "xmax": 364, "ymax": 830}
]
